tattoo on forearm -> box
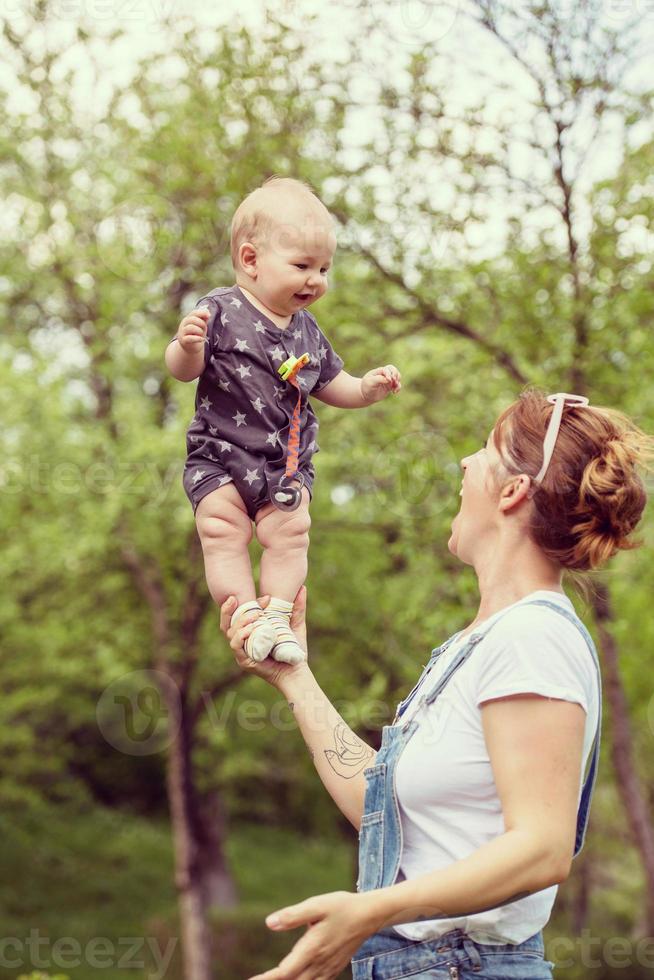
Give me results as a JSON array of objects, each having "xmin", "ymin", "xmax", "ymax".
[{"xmin": 323, "ymin": 723, "xmax": 375, "ymax": 778}]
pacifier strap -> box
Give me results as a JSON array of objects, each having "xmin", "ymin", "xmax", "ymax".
[
  {"xmin": 278, "ymin": 354, "xmax": 310, "ymax": 481},
  {"xmin": 285, "ymin": 378, "xmax": 303, "ymax": 480}
]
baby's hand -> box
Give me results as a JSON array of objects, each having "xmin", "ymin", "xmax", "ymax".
[
  {"xmin": 177, "ymin": 306, "xmax": 210, "ymax": 354},
  {"xmin": 361, "ymin": 364, "xmax": 402, "ymax": 404}
]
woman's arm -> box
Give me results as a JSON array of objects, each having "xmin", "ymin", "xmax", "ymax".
[
  {"xmin": 221, "ymin": 591, "xmax": 375, "ymax": 830},
  {"xmin": 249, "ymin": 693, "xmax": 587, "ymax": 980},
  {"xmin": 278, "ymin": 667, "xmax": 375, "ymax": 829}
]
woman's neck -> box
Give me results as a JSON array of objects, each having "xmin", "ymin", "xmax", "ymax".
[{"xmin": 466, "ymin": 543, "xmax": 564, "ymax": 633}]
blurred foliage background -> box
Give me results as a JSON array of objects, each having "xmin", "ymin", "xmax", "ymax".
[{"xmin": 1, "ymin": 0, "xmax": 654, "ymax": 977}]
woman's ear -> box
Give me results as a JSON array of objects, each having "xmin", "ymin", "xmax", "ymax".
[
  {"xmin": 498, "ymin": 474, "xmax": 531, "ymax": 513},
  {"xmin": 238, "ymin": 242, "xmax": 258, "ymax": 280}
]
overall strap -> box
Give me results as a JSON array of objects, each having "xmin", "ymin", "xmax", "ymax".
[{"xmin": 393, "ymin": 631, "xmax": 463, "ymax": 723}]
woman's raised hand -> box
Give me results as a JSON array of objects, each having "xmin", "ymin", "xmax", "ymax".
[{"xmin": 219, "ymin": 587, "xmax": 309, "ymax": 688}]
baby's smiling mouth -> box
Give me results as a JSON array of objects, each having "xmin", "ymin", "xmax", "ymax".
[{"xmin": 294, "ymin": 292, "xmax": 313, "ymax": 301}]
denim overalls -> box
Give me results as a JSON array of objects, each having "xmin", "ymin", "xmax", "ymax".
[{"xmin": 351, "ymin": 599, "xmax": 602, "ymax": 979}]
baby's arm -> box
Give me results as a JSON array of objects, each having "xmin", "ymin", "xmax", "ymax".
[
  {"xmin": 312, "ymin": 366, "xmax": 401, "ymax": 408},
  {"xmin": 165, "ymin": 306, "xmax": 211, "ymax": 382}
]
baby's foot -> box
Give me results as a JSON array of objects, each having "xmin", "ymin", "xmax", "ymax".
[
  {"xmin": 263, "ymin": 597, "xmax": 307, "ymax": 666},
  {"xmin": 230, "ymin": 601, "xmax": 277, "ymax": 662}
]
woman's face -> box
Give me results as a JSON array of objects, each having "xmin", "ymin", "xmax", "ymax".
[{"xmin": 448, "ymin": 431, "xmax": 504, "ymax": 565}]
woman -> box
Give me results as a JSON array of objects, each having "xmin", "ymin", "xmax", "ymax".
[{"xmin": 221, "ymin": 389, "xmax": 652, "ymax": 980}]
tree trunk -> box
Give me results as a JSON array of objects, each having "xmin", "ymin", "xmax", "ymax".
[
  {"xmin": 570, "ymin": 846, "xmax": 591, "ymax": 936},
  {"xmin": 591, "ymin": 583, "xmax": 654, "ymax": 933},
  {"xmin": 165, "ymin": 686, "xmax": 211, "ymax": 980},
  {"xmin": 121, "ymin": 538, "xmax": 239, "ymax": 973},
  {"xmin": 198, "ymin": 788, "xmax": 239, "ymax": 908}
]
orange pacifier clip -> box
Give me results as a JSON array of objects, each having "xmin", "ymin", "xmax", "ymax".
[{"xmin": 271, "ymin": 353, "xmax": 311, "ymax": 511}]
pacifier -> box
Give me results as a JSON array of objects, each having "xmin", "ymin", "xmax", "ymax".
[{"xmin": 270, "ymin": 473, "xmax": 305, "ymax": 512}]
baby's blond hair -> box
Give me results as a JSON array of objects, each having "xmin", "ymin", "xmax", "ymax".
[{"xmin": 230, "ymin": 176, "xmax": 327, "ymax": 268}]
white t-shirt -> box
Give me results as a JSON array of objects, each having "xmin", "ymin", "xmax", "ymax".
[{"xmin": 393, "ymin": 590, "xmax": 600, "ymax": 945}]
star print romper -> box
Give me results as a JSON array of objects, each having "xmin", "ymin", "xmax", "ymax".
[{"xmin": 169, "ymin": 285, "xmax": 344, "ymax": 520}]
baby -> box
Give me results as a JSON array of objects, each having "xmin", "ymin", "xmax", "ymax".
[{"xmin": 165, "ymin": 177, "xmax": 401, "ymax": 665}]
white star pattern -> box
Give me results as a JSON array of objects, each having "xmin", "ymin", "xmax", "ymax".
[
  {"xmin": 318, "ymin": 345, "xmax": 328, "ymax": 360},
  {"xmin": 236, "ymin": 364, "xmax": 251, "ymax": 379},
  {"xmin": 218, "ymin": 441, "xmax": 232, "ymax": 453},
  {"xmin": 230, "ymin": 297, "xmax": 242, "ymax": 309},
  {"xmin": 292, "ymin": 328, "xmax": 302, "ymax": 340},
  {"xmin": 307, "ymin": 440, "xmax": 316, "ymax": 452},
  {"xmin": 244, "ymin": 468, "xmax": 261, "ymax": 486},
  {"xmin": 209, "ymin": 426, "xmax": 218, "ymax": 436},
  {"xmin": 206, "ymin": 454, "xmax": 218, "ymax": 462},
  {"xmin": 251, "ymin": 396, "xmax": 265, "ymax": 413},
  {"xmin": 254, "ymin": 320, "xmax": 266, "ymax": 333},
  {"xmin": 218, "ymin": 475, "xmax": 232, "ymax": 487},
  {"xmin": 273, "ymin": 385, "xmax": 285, "ymax": 399},
  {"xmin": 233, "ymin": 411, "xmax": 247, "ymax": 427},
  {"xmin": 234, "ymin": 338, "xmax": 250, "ymax": 352},
  {"xmin": 189, "ymin": 435, "xmax": 201, "ymax": 444},
  {"xmin": 222, "ymin": 315, "xmax": 230, "ymax": 324},
  {"xmin": 200, "ymin": 396, "xmax": 212, "ymax": 411},
  {"xmin": 266, "ymin": 430, "xmax": 280, "ymax": 446},
  {"xmin": 298, "ymin": 377, "xmax": 307, "ymax": 388},
  {"xmin": 191, "ymin": 469, "xmax": 205, "ymax": 484},
  {"xmin": 218, "ymin": 379, "xmax": 230, "ymax": 392},
  {"xmin": 269, "ymin": 346, "xmax": 285, "ymax": 362}
]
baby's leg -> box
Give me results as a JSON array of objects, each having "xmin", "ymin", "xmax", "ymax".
[
  {"xmin": 255, "ymin": 488, "xmax": 311, "ymax": 602},
  {"xmin": 195, "ymin": 483, "xmax": 256, "ymax": 606},
  {"xmin": 195, "ymin": 483, "xmax": 277, "ymax": 661},
  {"xmin": 254, "ymin": 489, "xmax": 311, "ymax": 664}
]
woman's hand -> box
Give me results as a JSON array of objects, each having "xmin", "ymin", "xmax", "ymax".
[
  {"xmin": 219, "ymin": 587, "xmax": 309, "ymax": 689},
  {"xmin": 248, "ymin": 890, "xmax": 379, "ymax": 980}
]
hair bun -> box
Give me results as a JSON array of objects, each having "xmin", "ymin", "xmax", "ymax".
[{"xmin": 571, "ymin": 438, "xmax": 646, "ymax": 570}]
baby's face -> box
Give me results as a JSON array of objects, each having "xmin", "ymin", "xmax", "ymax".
[{"xmin": 248, "ymin": 211, "xmax": 336, "ymax": 317}]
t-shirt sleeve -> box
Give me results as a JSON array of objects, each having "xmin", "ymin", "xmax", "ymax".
[
  {"xmin": 474, "ymin": 607, "xmax": 596, "ymax": 714},
  {"xmin": 168, "ymin": 295, "xmax": 221, "ymax": 371},
  {"xmin": 312, "ymin": 322, "xmax": 344, "ymax": 392}
]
